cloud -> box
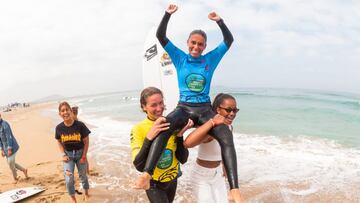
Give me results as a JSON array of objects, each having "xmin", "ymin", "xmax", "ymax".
[{"xmin": 1, "ymin": 0, "xmax": 359, "ymax": 105}]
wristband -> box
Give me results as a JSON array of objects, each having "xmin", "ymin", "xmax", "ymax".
[{"xmin": 209, "ymin": 119, "xmax": 215, "ymax": 127}]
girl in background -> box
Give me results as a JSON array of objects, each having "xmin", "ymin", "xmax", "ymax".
[{"xmin": 56, "ymin": 102, "xmax": 90, "ymax": 203}]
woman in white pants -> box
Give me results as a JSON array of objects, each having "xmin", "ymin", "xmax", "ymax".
[{"xmin": 182, "ymin": 93, "xmax": 242, "ymax": 203}]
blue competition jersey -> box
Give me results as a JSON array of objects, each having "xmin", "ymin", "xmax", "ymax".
[{"xmin": 164, "ymin": 41, "xmax": 228, "ymax": 103}]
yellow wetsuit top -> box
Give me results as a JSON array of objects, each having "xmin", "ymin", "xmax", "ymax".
[{"xmin": 130, "ymin": 118, "xmax": 179, "ymax": 182}]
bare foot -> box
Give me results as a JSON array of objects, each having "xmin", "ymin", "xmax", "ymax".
[
  {"xmin": 83, "ymin": 190, "xmax": 89, "ymax": 201},
  {"xmin": 23, "ymin": 168, "xmax": 29, "ymax": 179},
  {"xmin": 133, "ymin": 172, "xmax": 151, "ymax": 190},
  {"xmin": 230, "ymin": 188, "xmax": 245, "ymax": 203},
  {"xmin": 70, "ymin": 195, "xmax": 77, "ymax": 203},
  {"xmin": 12, "ymin": 176, "xmax": 20, "ymax": 184},
  {"xmin": 83, "ymin": 194, "xmax": 89, "ymax": 201},
  {"xmin": 228, "ymin": 190, "xmax": 235, "ymax": 201}
]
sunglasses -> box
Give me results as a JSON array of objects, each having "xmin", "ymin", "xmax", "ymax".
[{"xmin": 219, "ymin": 106, "xmax": 239, "ymax": 113}]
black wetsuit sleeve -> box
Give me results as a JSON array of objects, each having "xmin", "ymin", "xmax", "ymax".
[
  {"xmin": 175, "ymin": 136, "xmax": 189, "ymax": 164},
  {"xmin": 133, "ymin": 138, "xmax": 153, "ymax": 172},
  {"xmin": 217, "ymin": 19, "xmax": 234, "ymax": 48},
  {"xmin": 156, "ymin": 12, "xmax": 171, "ymax": 47}
]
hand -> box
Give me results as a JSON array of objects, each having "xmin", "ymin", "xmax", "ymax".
[
  {"xmin": 177, "ymin": 119, "xmax": 194, "ymax": 137},
  {"xmin": 146, "ymin": 117, "xmax": 170, "ymax": 141},
  {"xmin": 212, "ymin": 114, "xmax": 226, "ymax": 126},
  {"xmin": 166, "ymin": 4, "xmax": 178, "ymax": 14},
  {"xmin": 222, "ymin": 164, "xmax": 228, "ymax": 178},
  {"xmin": 1, "ymin": 150, "xmax": 5, "ymax": 157},
  {"xmin": 208, "ymin": 12, "xmax": 221, "ymax": 22},
  {"xmin": 80, "ymin": 156, "xmax": 87, "ymax": 164},
  {"xmin": 62, "ymin": 155, "xmax": 70, "ymax": 162},
  {"xmin": 7, "ymin": 149, "xmax": 12, "ymax": 156}
]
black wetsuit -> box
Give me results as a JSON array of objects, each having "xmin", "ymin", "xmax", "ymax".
[{"xmin": 143, "ymin": 12, "xmax": 239, "ymax": 190}]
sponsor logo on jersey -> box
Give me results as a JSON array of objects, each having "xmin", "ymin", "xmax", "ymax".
[
  {"xmin": 186, "ymin": 74, "xmax": 206, "ymax": 92},
  {"xmin": 157, "ymin": 149, "xmax": 173, "ymax": 169}
]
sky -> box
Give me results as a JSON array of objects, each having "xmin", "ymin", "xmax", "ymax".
[{"xmin": 1, "ymin": 0, "xmax": 359, "ymax": 105}]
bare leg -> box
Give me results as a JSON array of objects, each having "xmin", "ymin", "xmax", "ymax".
[
  {"xmin": 83, "ymin": 189, "xmax": 89, "ymax": 201},
  {"xmin": 70, "ymin": 195, "xmax": 77, "ymax": 203},
  {"xmin": 23, "ymin": 168, "xmax": 29, "ymax": 179}
]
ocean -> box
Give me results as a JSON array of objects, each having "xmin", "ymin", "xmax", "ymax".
[{"xmin": 66, "ymin": 87, "xmax": 360, "ymax": 202}]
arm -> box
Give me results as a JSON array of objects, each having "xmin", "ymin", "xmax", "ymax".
[
  {"xmin": 175, "ymin": 136, "xmax": 189, "ymax": 164},
  {"xmin": 4, "ymin": 122, "xmax": 14, "ymax": 156},
  {"xmin": 80, "ymin": 136, "xmax": 89, "ymax": 164},
  {"xmin": 57, "ymin": 139, "xmax": 69, "ymax": 162},
  {"xmin": 0, "ymin": 135, "xmax": 4, "ymax": 156},
  {"xmin": 183, "ymin": 114, "xmax": 226, "ymax": 148},
  {"xmin": 156, "ymin": 4, "xmax": 178, "ymax": 47},
  {"xmin": 0, "ymin": 123, "xmax": 3, "ymax": 156},
  {"xmin": 4, "ymin": 122, "xmax": 13, "ymax": 149},
  {"xmin": 132, "ymin": 137, "xmax": 152, "ymax": 172},
  {"xmin": 175, "ymin": 119, "xmax": 193, "ymax": 164},
  {"xmin": 131, "ymin": 117, "xmax": 170, "ymax": 171},
  {"xmin": 208, "ymin": 12, "xmax": 234, "ymax": 48}
]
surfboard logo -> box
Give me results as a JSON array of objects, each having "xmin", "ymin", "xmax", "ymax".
[
  {"xmin": 186, "ymin": 74, "xmax": 206, "ymax": 92},
  {"xmin": 11, "ymin": 195, "xmax": 20, "ymax": 200},
  {"xmin": 160, "ymin": 52, "xmax": 173, "ymax": 67},
  {"xmin": 16, "ymin": 190, "xmax": 26, "ymax": 195},
  {"xmin": 144, "ymin": 44, "xmax": 157, "ymax": 61}
]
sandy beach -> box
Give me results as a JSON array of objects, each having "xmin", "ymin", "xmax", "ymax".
[{"xmin": 0, "ymin": 103, "xmax": 102, "ymax": 203}]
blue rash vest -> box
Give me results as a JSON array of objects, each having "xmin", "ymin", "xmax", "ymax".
[{"xmin": 164, "ymin": 41, "xmax": 228, "ymax": 103}]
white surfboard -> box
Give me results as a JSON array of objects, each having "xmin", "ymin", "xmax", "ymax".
[
  {"xmin": 0, "ymin": 187, "xmax": 45, "ymax": 203},
  {"xmin": 142, "ymin": 27, "xmax": 179, "ymax": 115}
]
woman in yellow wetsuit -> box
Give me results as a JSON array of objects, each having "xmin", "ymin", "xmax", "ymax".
[{"xmin": 130, "ymin": 87, "xmax": 192, "ymax": 202}]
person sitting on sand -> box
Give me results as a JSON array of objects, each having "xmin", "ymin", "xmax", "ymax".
[{"xmin": 0, "ymin": 112, "xmax": 28, "ymax": 183}]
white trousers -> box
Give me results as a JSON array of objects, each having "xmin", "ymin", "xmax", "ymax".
[{"xmin": 190, "ymin": 163, "xmax": 228, "ymax": 203}]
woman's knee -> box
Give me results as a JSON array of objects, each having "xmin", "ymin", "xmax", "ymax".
[
  {"xmin": 7, "ymin": 160, "xmax": 16, "ymax": 170},
  {"xmin": 64, "ymin": 170, "xmax": 74, "ymax": 184},
  {"xmin": 166, "ymin": 108, "xmax": 189, "ymax": 129}
]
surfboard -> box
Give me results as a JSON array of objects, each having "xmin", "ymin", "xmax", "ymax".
[
  {"xmin": 0, "ymin": 187, "xmax": 45, "ymax": 203},
  {"xmin": 142, "ymin": 27, "xmax": 179, "ymax": 115}
]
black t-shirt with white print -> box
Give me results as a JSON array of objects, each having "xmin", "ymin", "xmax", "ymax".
[{"xmin": 55, "ymin": 120, "xmax": 91, "ymax": 151}]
